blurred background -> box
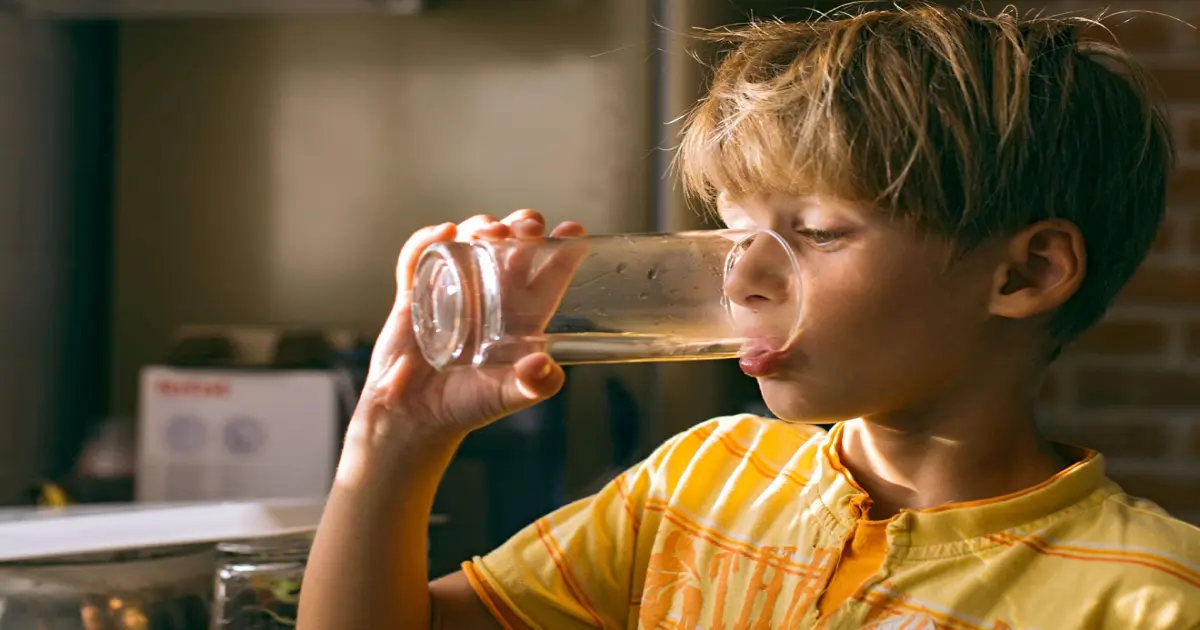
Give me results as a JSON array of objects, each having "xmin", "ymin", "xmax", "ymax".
[{"xmin": 1, "ymin": 0, "xmax": 1198, "ymax": 577}]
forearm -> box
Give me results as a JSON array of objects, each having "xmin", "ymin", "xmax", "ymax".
[{"xmin": 298, "ymin": 416, "xmax": 463, "ymax": 630}]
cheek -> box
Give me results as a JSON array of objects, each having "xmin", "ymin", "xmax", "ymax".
[
  {"xmin": 798, "ymin": 268, "xmax": 913, "ymax": 339},
  {"xmin": 757, "ymin": 241, "xmax": 997, "ymax": 420},
  {"xmin": 796, "ymin": 261, "xmax": 980, "ymax": 360},
  {"xmin": 762, "ymin": 272, "xmax": 980, "ymax": 422}
]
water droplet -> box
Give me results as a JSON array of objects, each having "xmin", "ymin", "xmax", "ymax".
[
  {"xmin": 598, "ymin": 308, "xmax": 610, "ymax": 317},
  {"xmin": 668, "ymin": 288, "xmax": 681, "ymax": 296},
  {"xmin": 647, "ymin": 268, "xmax": 659, "ymax": 280},
  {"xmin": 638, "ymin": 293, "xmax": 649, "ymax": 301},
  {"xmin": 616, "ymin": 262, "xmax": 629, "ymax": 275}
]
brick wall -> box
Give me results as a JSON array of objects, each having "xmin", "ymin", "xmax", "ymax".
[{"xmin": 1016, "ymin": 0, "xmax": 1200, "ymax": 524}]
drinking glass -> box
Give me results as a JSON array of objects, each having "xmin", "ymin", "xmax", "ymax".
[{"xmin": 411, "ymin": 229, "xmax": 801, "ymax": 369}]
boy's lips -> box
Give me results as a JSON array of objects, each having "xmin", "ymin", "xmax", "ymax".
[{"xmin": 738, "ymin": 338, "xmax": 789, "ymax": 377}]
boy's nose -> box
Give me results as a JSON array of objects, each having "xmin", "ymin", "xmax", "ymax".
[{"xmin": 723, "ymin": 233, "xmax": 793, "ymax": 309}]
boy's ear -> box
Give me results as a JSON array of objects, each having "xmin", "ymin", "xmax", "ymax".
[{"xmin": 988, "ymin": 219, "xmax": 1086, "ymax": 320}]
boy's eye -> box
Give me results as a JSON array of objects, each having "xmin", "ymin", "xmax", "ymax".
[{"xmin": 795, "ymin": 228, "xmax": 844, "ymax": 246}]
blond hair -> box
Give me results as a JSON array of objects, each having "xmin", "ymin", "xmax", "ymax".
[{"xmin": 678, "ymin": 2, "xmax": 1175, "ymax": 347}]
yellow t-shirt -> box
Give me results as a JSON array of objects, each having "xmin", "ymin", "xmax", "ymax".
[{"xmin": 463, "ymin": 415, "xmax": 1200, "ymax": 629}]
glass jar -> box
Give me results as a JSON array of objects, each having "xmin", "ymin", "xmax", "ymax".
[
  {"xmin": 211, "ymin": 534, "xmax": 312, "ymax": 629},
  {"xmin": 212, "ymin": 519, "xmax": 449, "ymax": 628}
]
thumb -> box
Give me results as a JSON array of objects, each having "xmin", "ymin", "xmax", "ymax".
[{"xmin": 500, "ymin": 353, "xmax": 566, "ymax": 411}]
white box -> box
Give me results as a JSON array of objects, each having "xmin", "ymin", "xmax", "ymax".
[{"xmin": 137, "ymin": 366, "xmax": 340, "ymax": 503}]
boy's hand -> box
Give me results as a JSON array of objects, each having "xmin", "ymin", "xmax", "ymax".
[{"xmin": 353, "ymin": 210, "xmax": 586, "ymax": 448}]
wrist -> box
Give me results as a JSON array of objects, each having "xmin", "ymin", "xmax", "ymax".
[
  {"xmin": 336, "ymin": 407, "xmax": 464, "ymax": 483},
  {"xmin": 347, "ymin": 401, "xmax": 466, "ymax": 452}
]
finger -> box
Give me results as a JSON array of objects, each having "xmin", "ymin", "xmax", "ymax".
[
  {"xmin": 479, "ymin": 223, "xmax": 513, "ymax": 241},
  {"xmin": 549, "ymin": 221, "xmax": 587, "ymax": 238},
  {"xmin": 461, "ymin": 223, "xmax": 511, "ymax": 242},
  {"xmin": 509, "ymin": 218, "xmax": 546, "ymax": 239},
  {"xmin": 502, "ymin": 353, "xmax": 565, "ymax": 407},
  {"xmin": 498, "ymin": 212, "xmax": 549, "ymax": 282},
  {"xmin": 530, "ymin": 223, "xmax": 590, "ymax": 293},
  {"xmin": 395, "ymin": 223, "xmax": 456, "ymax": 294},
  {"xmin": 368, "ymin": 301, "xmax": 415, "ymax": 380},
  {"xmin": 501, "ymin": 219, "xmax": 549, "ymax": 284},
  {"xmin": 456, "ymin": 215, "xmax": 506, "ymax": 241},
  {"xmin": 502, "ymin": 209, "xmax": 545, "ymax": 229},
  {"xmin": 529, "ymin": 221, "xmax": 586, "ymax": 281}
]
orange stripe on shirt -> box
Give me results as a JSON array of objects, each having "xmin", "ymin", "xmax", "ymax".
[
  {"xmin": 855, "ymin": 588, "xmax": 983, "ymax": 630},
  {"xmin": 988, "ymin": 532, "xmax": 1200, "ymax": 589},
  {"xmin": 1017, "ymin": 532, "xmax": 1200, "ymax": 583},
  {"xmin": 612, "ymin": 474, "xmax": 641, "ymax": 536},
  {"xmin": 645, "ymin": 499, "xmax": 809, "ymax": 570},
  {"xmin": 535, "ymin": 518, "xmax": 609, "ymax": 628},
  {"xmin": 690, "ymin": 424, "xmax": 812, "ymax": 488},
  {"xmin": 644, "ymin": 499, "xmax": 819, "ymax": 578},
  {"xmin": 715, "ymin": 431, "xmax": 812, "ymax": 487},
  {"xmin": 644, "ymin": 499, "xmax": 816, "ymax": 575},
  {"xmin": 461, "ymin": 561, "xmax": 534, "ymax": 630}
]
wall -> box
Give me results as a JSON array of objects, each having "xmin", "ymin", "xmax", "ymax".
[
  {"xmin": 1012, "ymin": 0, "xmax": 1200, "ymax": 524},
  {"xmin": 0, "ymin": 18, "xmax": 114, "ymax": 503},
  {"xmin": 112, "ymin": 0, "xmax": 655, "ymax": 492}
]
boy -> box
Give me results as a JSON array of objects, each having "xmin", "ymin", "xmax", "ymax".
[{"xmin": 298, "ymin": 3, "xmax": 1200, "ymax": 629}]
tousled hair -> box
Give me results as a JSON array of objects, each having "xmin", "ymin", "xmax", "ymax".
[{"xmin": 678, "ymin": 2, "xmax": 1175, "ymax": 348}]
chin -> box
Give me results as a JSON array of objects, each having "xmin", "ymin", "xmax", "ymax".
[{"xmin": 757, "ymin": 379, "xmax": 854, "ymax": 425}]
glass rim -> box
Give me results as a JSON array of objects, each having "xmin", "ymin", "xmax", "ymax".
[{"xmin": 722, "ymin": 229, "xmax": 803, "ymax": 353}]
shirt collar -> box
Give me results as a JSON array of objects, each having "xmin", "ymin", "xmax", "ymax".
[{"xmin": 812, "ymin": 421, "xmax": 1116, "ymax": 547}]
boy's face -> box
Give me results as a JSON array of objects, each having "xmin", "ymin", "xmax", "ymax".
[{"xmin": 720, "ymin": 192, "xmax": 1012, "ymax": 424}]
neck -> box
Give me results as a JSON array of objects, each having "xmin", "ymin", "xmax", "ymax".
[{"xmin": 837, "ymin": 375, "xmax": 1068, "ymax": 520}]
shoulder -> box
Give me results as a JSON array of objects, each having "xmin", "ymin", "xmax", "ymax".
[
  {"xmin": 633, "ymin": 414, "xmax": 829, "ymax": 497},
  {"xmin": 1093, "ymin": 489, "xmax": 1200, "ymax": 567},
  {"xmin": 651, "ymin": 414, "xmax": 827, "ymax": 466},
  {"xmin": 1048, "ymin": 488, "xmax": 1200, "ymax": 627}
]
